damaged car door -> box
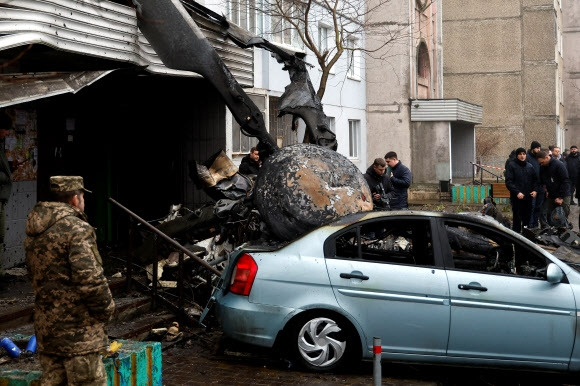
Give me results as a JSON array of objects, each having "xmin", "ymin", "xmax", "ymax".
[
  {"xmin": 324, "ymin": 217, "xmax": 450, "ymax": 358},
  {"xmin": 441, "ymin": 220, "xmax": 576, "ymax": 369}
]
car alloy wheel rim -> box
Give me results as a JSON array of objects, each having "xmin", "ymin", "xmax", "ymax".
[{"xmin": 297, "ymin": 317, "xmax": 346, "ymax": 367}]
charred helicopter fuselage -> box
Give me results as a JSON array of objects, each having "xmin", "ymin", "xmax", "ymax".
[{"xmin": 133, "ymin": 0, "xmax": 372, "ymax": 241}]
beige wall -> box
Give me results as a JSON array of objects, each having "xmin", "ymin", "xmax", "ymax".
[
  {"xmin": 365, "ymin": 0, "xmax": 411, "ymax": 168},
  {"xmin": 365, "ymin": 0, "xmax": 442, "ymax": 173},
  {"xmin": 443, "ymin": 0, "xmax": 562, "ymax": 161},
  {"xmin": 564, "ymin": 0, "xmax": 580, "ymax": 147},
  {"xmin": 411, "ymin": 121, "xmax": 450, "ymax": 183}
]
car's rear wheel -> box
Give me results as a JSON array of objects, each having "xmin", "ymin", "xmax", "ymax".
[{"xmin": 289, "ymin": 313, "xmax": 359, "ymax": 372}]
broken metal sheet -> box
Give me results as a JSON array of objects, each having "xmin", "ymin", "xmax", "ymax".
[
  {"xmin": 0, "ymin": 71, "xmax": 113, "ymax": 108},
  {"xmin": 254, "ymin": 144, "xmax": 373, "ymax": 241},
  {"xmin": 0, "ymin": 0, "xmax": 254, "ymax": 90},
  {"xmin": 551, "ymin": 244, "xmax": 580, "ymax": 265}
]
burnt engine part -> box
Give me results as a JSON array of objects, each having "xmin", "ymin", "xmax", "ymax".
[{"xmin": 254, "ymin": 144, "xmax": 372, "ymax": 241}]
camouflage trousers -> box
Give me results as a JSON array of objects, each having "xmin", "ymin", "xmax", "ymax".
[{"xmin": 39, "ymin": 352, "xmax": 107, "ymax": 386}]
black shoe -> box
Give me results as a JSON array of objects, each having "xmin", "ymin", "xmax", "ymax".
[{"xmin": 571, "ymin": 201, "xmax": 577, "ymax": 205}]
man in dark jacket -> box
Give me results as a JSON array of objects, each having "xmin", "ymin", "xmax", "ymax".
[
  {"xmin": 526, "ymin": 141, "xmax": 548, "ymax": 228},
  {"xmin": 238, "ymin": 147, "xmax": 261, "ymax": 176},
  {"xmin": 25, "ymin": 176, "xmax": 115, "ymax": 385},
  {"xmin": 505, "ymin": 148, "xmax": 538, "ymax": 233},
  {"xmin": 364, "ymin": 158, "xmax": 394, "ymax": 210},
  {"xmin": 503, "ymin": 149, "xmax": 517, "ymax": 177},
  {"xmin": 565, "ymin": 145, "xmax": 580, "ymax": 205},
  {"xmin": 384, "ymin": 151, "xmax": 411, "ymax": 209},
  {"xmin": 536, "ymin": 150, "xmax": 572, "ymax": 227}
]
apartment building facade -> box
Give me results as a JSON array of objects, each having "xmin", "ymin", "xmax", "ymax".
[
  {"xmin": 443, "ymin": 0, "xmax": 566, "ymax": 158},
  {"xmin": 563, "ymin": 0, "xmax": 580, "ymax": 147}
]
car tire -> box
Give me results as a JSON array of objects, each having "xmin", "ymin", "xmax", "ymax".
[{"xmin": 289, "ymin": 312, "xmax": 360, "ymax": 372}]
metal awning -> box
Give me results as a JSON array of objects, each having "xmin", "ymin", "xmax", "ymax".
[
  {"xmin": 0, "ymin": 71, "xmax": 114, "ymax": 108},
  {"xmin": 0, "ymin": 0, "xmax": 254, "ymax": 107},
  {"xmin": 410, "ymin": 98, "xmax": 483, "ymax": 124}
]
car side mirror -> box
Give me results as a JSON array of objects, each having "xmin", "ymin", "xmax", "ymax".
[{"xmin": 546, "ymin": 263, "xmax": 564, "ymax": 283}]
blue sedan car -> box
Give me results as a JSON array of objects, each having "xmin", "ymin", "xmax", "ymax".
[{"xmin": 204, "ymin": 210, "xmax": 580, "ymax": 373}]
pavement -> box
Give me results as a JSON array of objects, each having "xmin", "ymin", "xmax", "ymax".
[{"xmin": 161, "ymin": 331, "xmax": 579, "ymax": 385}]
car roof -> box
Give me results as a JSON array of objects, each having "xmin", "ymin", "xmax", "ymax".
[{"xmin": 328, "ymin": 210, "xmax": 505, "ymax": 228}]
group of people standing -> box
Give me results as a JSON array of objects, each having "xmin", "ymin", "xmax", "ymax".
[
  {"xmin": 505, "ymin": 141, "xmax": 574, "ymax": 233},
  {"xmin": 363, "ymin": 151, "xmax": 412, "ymax": 210}
]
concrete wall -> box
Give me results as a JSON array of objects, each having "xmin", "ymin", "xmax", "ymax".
[
  {"xmin": 365, "ymin": 0, "xmax": 443, "ymax": 175},
  {"xmin": 3, "ymin": 181, "xmax": 36, "ymax": 270},
  {"xmin": 365, "ymin": 0, "xmax": 411, "ymax": 169},
  {"xmin": 564, "ymin": 0, "xmax": 580, "ymax": 147},
  {"xmin": 443, "ymin": 0, "xmax": 561, "ymax": 160},
  {"xmin": 411, "ymin": 121, "xmax": 450, "ymax": 183}
]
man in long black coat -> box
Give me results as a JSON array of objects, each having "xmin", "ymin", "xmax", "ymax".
[
  {"xmin": 384, "ymin": 151, "xmax": 412, "ymax": 209},
  {"xmin": 536, "ymin": 150, "xmax": 572, "ymax": 227},
  {"xmin": 565, "ymin": 145, "xmax": 580, "ymax": 205},
  {"xmin": 505, "ymin": 148, "xmax": 538, "ymax": 233},
  {"xmin": 526, "ymin": 141, "xmax": 548, "ymax": 228}
]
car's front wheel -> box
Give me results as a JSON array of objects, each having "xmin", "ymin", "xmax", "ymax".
[{"xmin": 289, "ymin": 313, "xmax": 359, "ymax": 372}]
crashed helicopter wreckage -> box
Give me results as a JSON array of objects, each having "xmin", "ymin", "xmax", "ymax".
[
  {"xmin": 479, "ymin": 196, "xmax": 580, "ymax": 266},
  {"xmin": 134, "ymin": 146, "xmax": 371, "ymax": 269},
  {"xmin": 131, "ymin": 0, "xmax": 373, "ymax": 246}
]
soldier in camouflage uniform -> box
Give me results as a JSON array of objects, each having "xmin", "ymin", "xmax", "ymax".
[{"xmin": 25, "ymin": 176, "xmax": 115, "ymax": 385}]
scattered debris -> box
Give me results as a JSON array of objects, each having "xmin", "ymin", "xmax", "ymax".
[
  {"xmin": 480, "ymin": 196, "xmax": 512, "ymax": 229},
  {"xmin": 104, "ymin": 341, "xmax": 122, "ymax": 358},
  {"xmin": 165, "ymin": 322, "xmax": 182, "ymax": 342}
]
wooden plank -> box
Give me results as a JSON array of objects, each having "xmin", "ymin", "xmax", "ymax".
[{"xmin": 491, "ymin": 183, "xmax": 510, "ymax": 198}]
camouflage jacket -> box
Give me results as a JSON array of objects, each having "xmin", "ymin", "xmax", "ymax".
[{"xmin": 24, "ymin": 201, "xmax": 115, "ymax": 356}]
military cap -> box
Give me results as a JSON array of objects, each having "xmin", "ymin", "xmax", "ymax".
[{"xmin": 49, "ymin": 176, "xmax": 92, "ymax": 193}]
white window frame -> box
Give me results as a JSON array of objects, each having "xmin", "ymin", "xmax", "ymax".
[
  {"xmin": 270, "ymin": 0, "xmax": 305, "ymax": 50},
  {"xmin": 318, "ymin": 24, "xmax": 336, "ymax": 74},
  {"xmin": 231, "ymin": 93, "xmax": 267, "ymax": 155},
  {"xmin": 318, "ymin": 24, "xmax": 329, "ymax": 53},
  {"xmin": 346, "ymin": 38, "xmax": 361, "ymax": 79},
  {"xmin": 327, "ymin": 116, "xmax": 335, "ymax": 134},
  {"xmin": 228, "ymin": 0, "xmax": 265, "ymax": 35},
  {"xmin": 348, "ymin": 119, "xmax": 360, "ymax": 159}
]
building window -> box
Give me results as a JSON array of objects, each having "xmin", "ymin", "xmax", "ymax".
[
  {"xmin": 346, "ymin": 38, "xmax": 360, "ymax": 79},
  {"xmin": 270, "ymin": 0, "xmax": 305, "ymax": 50},
  {"xmin": 327, "ymin": 116, "xmax": 335, "ymax": 133},
  {"xmin": 269, "ymin": 96, "xmax": 297, "ymax": 147},
  {"xmin": 416, "ymin": 0, "xmax": 428, "ymax": 10},
  {"xmin": 232, "ymin": 94, "xmax": 266, "ymax": 154},
  {"xmin": 228, "ymin": 0, "xmax": 265, "ymax": 35},
  {"xmin": 348, "ymin": 120, "xmax": 360, "ymax": 158},
  {"xmin": 318, "ymin": 25, "xmax": 329, "ymax": 53},
  {"xmin": 417, "ymin": 41, "xmax": 430, "ymax": 98},
  {"xmin": 318, "ymin": 25, "xmax": 335, "ymax": 73}
]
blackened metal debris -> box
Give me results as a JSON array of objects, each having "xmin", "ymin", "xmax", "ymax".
[{"xmin": 254, "ymin": 144, "xmax": 372, "ymax": 241}]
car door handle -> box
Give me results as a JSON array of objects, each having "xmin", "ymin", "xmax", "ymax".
[
  {"xmin": 458, "ymin": 284, "xmax": 487, "ymax": 291},
  {"xmin": 340, "ymin": 273, "xmax": 369, "ymax": 280}
]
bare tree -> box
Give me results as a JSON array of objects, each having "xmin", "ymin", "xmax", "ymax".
[{"xmin": 225, "ymin": 0, "xmax": 409, "ymax": 100}]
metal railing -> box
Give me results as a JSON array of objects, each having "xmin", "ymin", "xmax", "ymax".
[
  {"xmin": 470, "ymin": 161, "xmax": 505, "ymax": 185},
  {"xmin": 108, "ymin": 197, "xmax": 221, "ymax": 326}
]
